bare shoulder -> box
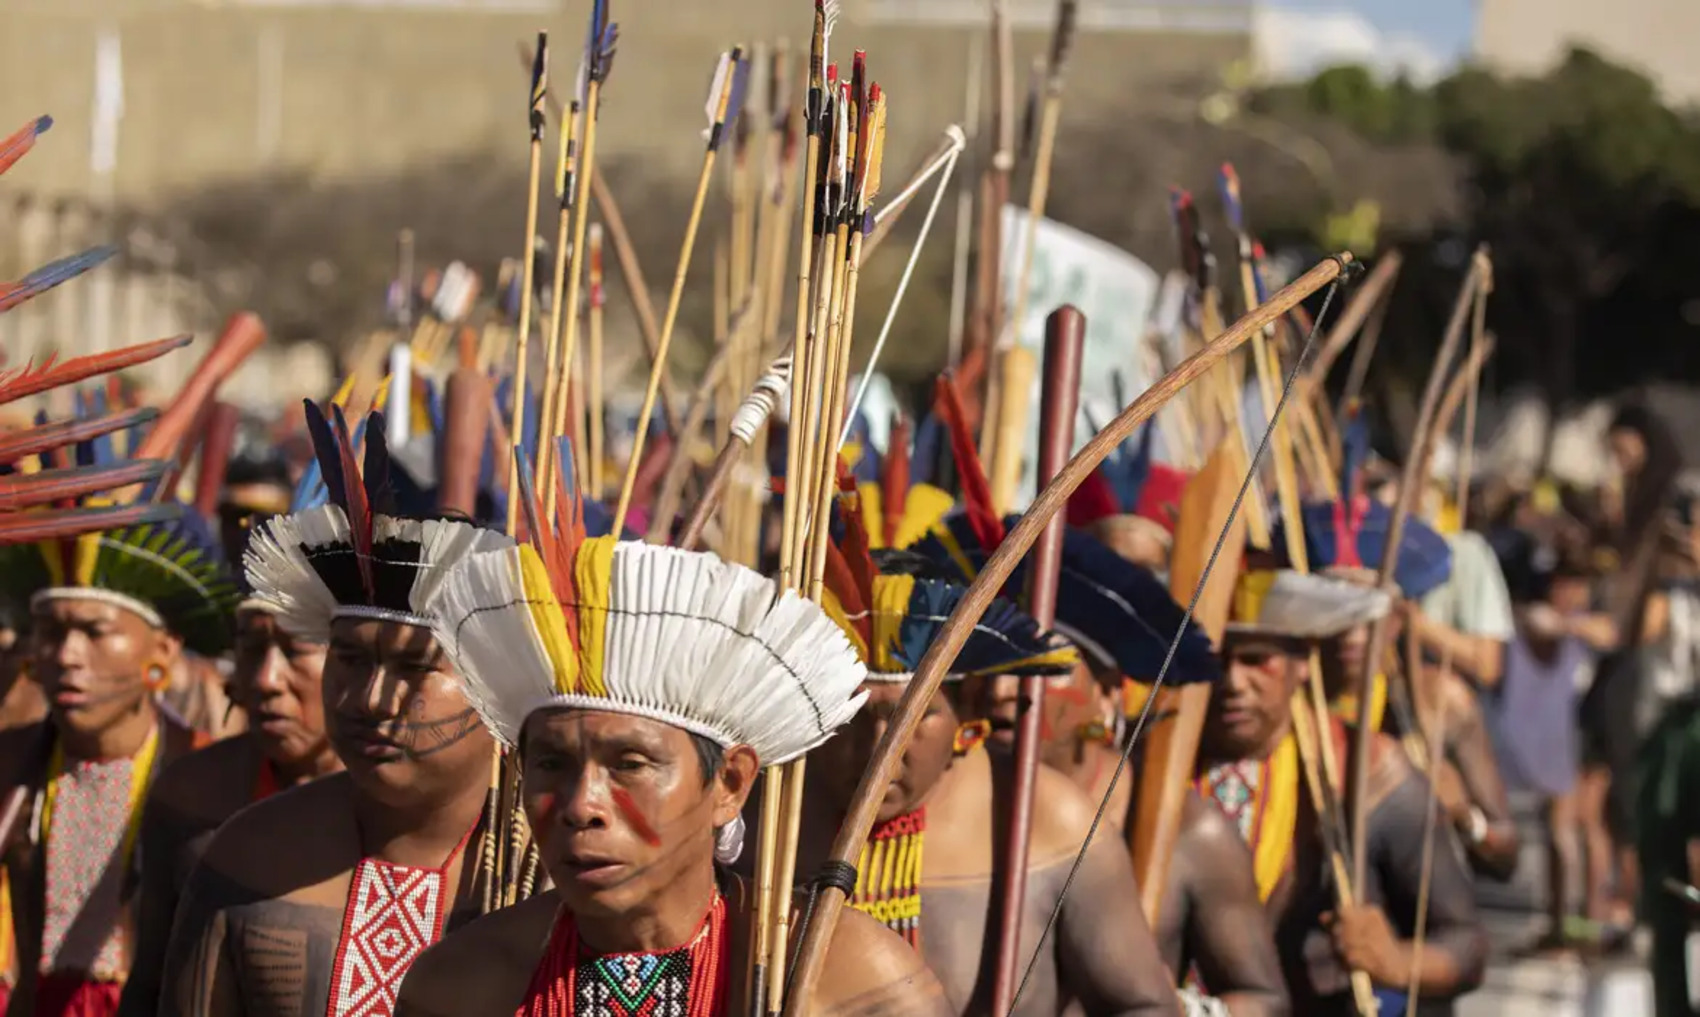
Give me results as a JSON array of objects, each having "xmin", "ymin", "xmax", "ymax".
[
  {"xmin": 1366, "ymin": 732, "xmax": 1419, "ymax": 813},
  {"xmin": 147, "ymin": 735, "xmax": 256, "ymax": 820},
  {"xmin": 810, "ymin": 907, "xmax": 952, "ymax": 1017},
  {"xmin": 398, "ymin": 893, "xmax": 557, "ymax": 1017},
  {"xmin": 1029, "ymin": 761, "xmax": 1112, "ymax": 861},
  {"xmin": 0, "ymin": 721, "xmax": 46, "ymax": 789},
  {"xmin": 1179, "ymin": 791, "xmax": 1244, "ymax": 854},
  {"xmin": 198, "ymin": 772, "xmax": 353, "ymax": 885}
]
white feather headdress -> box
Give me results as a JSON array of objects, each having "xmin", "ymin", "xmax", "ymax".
[
  {"xmin": 244, "ymin": 503, "xmax": 512, "ymax": 641},
  {"xmin": 1226, "ymin": 569, "xmax": 1392, "ymax": 641},
  {"xmin": 421, "ymin": 536, "xmax": 868, "ymax": 765}
]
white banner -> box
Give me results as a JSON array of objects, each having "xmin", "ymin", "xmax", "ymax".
[{"xmin": 998, "ymin": 205, "xmax": 1162, "ymax": 508}]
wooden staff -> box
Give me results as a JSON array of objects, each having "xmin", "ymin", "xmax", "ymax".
[
  {"xmin": 1406, "ymin": 287, "xmax": 1491, "ymax": 1014},
  {"xmin": 968, "ymin": 0, "xmax": 1017, "ymax": 438},
  {"xmin": 782, "ymin": 253, "xmax": 1356, "ymax": 1016},
  {"xmin": 1300, "ymin": 249, "xmax": 1402, "ymax": 399},
  {"xmin": 537, "ymin": 83, "xmax": 581, "ymax": 500},
  {"xmin": 127, "ymin": 314, "xmax": 266, "ymax": 506},
  {"xmin": 1129, "ymin": 442, "xmax": 1246, "ymax": 925},
  {"xmin": 587, "ymin": 223, "xmax": 607, "ymax": 500},
  {"xmin": 989, "ymin": 304, "xmax": 1082, "ymax": 1015},
  {"xmin": 190, "ymin": 401, "xmax": 239, "ymax": 519},
  {"xmin": 505, "ymin": 33, "xmax": 548, "ymax": 536},
  {"xmin": 984, "ymin": 0, "xmax": 1076, "ymax": 515},
  {"xmin": 1349, "ymin": 248, "xmax": 1488, "ymax": 892},
  {"xmin": 1223, "ymin": 166, "xmax": 1376, "ymax": 1012},
  {"xmin": 611, "ymin": 48, "xmax": 746, "ymax": 535},
  {"xmin": 439, "ymin": 367, "xmax": 494, "ymax": 517},
  {"xmin": 543, "ymin": 4, "xmax": 616, "ymax": 510}
]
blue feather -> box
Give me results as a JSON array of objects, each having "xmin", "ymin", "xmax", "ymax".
[
  {"xmin": 911, "ymin": 511, "xmax": 1221, "ymax": 685},
  {"xmin": 911, "ymin": 412, "xmax": 944, "ymax": 488}
]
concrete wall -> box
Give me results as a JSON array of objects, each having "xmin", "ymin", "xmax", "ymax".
[
  {"xmin": 1476, "ymin": 0, "xmax": 1700, "ymax": 105},
  {"xmin": 0, "ymin": 0, "xmax": 1251, "ymax": 208}
]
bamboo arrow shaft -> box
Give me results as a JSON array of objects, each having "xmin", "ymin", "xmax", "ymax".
[
  {"xmin": 611, "ymin": 145, "xmax": 720, "ymax": 534},
  {"xmin": 782, "ymin": 253, "xmax": 1354, "ymax": 1017}
]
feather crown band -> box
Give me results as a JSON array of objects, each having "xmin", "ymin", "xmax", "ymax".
[
  {"xmin": 419, "ymin": 445, "xmax": 867, "ymax": 762},
  {"xmin": 821, "ymin": 488, "xmax": 1075, "ymax": 684},
  {"xmin": 0, "ymin": 506, "xmax": 240, "ymax": 656},
  {"xmin": 243, "ymin": 402, "xmax": 511, "ymax": 641},
  {"xmin": 1225, "ymin": 569, "xmax": 1392, "ymax": 641}
]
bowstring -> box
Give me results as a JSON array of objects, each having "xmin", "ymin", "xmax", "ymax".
[{"xmin": 1008, "ymin": 272, "xmax": 1349, "ymax": 1014}]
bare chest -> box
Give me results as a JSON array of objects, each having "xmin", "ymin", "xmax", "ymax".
[{"xmin": 915, "ymin": 857, "xmax": 1074, "ymax": 1017}]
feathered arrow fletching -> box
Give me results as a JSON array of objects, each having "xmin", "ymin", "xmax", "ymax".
[
  {"xmin": 0, "ymin": 407, "xmax": 158, "ymax": 465},
  {"xmin": 0, "ymin": 246, "xmax": 118, "ymax": 313},
  {"xmin": 0, "ymin": 335, "xmax": 191, "ymax": 407},
  {"xmin": 528, "ymin": 32, "xmax": 549, "ymax": 141},
  {"xmin": 0, "ymin": 115, "xmax": 52, "ymax": 178},
  {"xmin": 0, "ymin": 459, "xmax": 170, "ymax": 511},
  {"xmin": 0, "ymin": 501, "xmax": 180, "ymax": 544}
]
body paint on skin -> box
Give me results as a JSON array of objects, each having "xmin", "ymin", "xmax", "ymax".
[{"xmin": 611, "ymin": 786, "xmax": 661, "ymax": 846}]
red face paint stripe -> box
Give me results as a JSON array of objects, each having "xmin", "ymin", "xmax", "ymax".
[{"xmin": 611, "ymin": 786, "xmax": 661, "ymax": 847}]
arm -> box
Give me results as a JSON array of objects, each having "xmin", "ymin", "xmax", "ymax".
[
  {"xmin": 1565, "ymin": 612, "xmax": 1619, "ymax": 652},
  {"xmin": 1057, "ymin": 835, "xmax": 1184, "ymax": 1016},
  {"xmin": 1373, "ymin": 771, "xmax": 1489, "ymax": 999},
  {"xmin": 812, "ymin": 908, "xmax": 954, "ymax": 1017},
  {"xmin": 117, "ymin": 796, "xmax": 194, "ymax": 1017},
  {"xmin": 157, "ymin": 862, "xmax": 247, "ymax": 1017},
  {"xmin": 1172, "ymin": 800, "xmax": 1289, "ymax": 1017},
  {"xmin": 1406, "ymin": 606, "xmax": 1506, "ymax": 689},
  {"xmin": 1440, "ymin": 684, "xmax": 1520, "ymax": 882}
]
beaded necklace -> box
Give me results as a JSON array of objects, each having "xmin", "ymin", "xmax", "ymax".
[
  {"xmin": 325, "ymin": 820, "xmax": 476, "ymax": 1017},
  {"xmin": 517, "ymin": 893, "xmax": 729, "ymax": 1017},
  {"xmin": 849, "ymin": 807, "xmax": 926, "ymax": 949}
]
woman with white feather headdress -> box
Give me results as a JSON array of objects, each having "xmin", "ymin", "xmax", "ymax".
[
  {"xmin": 153, "ymin": 402, "xmax": 514, "ymax": 1017},
  {"xmin": 390, "ymin": 435, "xmax": 951, "ymax": 1015}
]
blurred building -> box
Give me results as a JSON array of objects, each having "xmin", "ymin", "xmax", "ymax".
[
  {"xmin": 1476, "ymin": 0, "xmax": 1700, "ymax": 104},
  {"xmin": 0, "ymin": 0, "xmax": 1252, "ymax": 207}
]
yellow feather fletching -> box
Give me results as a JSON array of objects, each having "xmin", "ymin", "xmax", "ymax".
[
  {"xmin": 1232, "ymin": 569, "xmax": 1278, "ymax": 626},
  {"xmin": 573, "ymin": 536, "xmax": 617, "ymax": 698},
  {"xmin": 517, "ymin": 545, "xmax": 580, "ymax": 696}
]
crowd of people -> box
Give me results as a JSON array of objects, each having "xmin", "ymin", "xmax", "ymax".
[{"xmin": 2, "ymin": 15, "xmax": 1699, "ymax": 1017}]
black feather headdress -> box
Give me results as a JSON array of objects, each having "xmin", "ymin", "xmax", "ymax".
[{"xmin": 243, "ymin": 402, "xmax": 511, "ymax": 641}]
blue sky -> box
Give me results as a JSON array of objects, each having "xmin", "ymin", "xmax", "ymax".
[{"xmin": 1257, "ymin": 0, "xmax": 1476, "ymax": 81}]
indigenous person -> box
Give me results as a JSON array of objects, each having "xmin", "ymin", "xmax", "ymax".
[
  {"xmin": 1289, "ymin": 430, "xmax": 1521, "ymax": 882},
  {"xmin": 156, "ymin": 408, "xmax": 512, "ymax": 1017},
  {"xmin": 118, "ymin": 594, "xmax": 339, "ymax": 1016},
  {"xmin": 394, "ymin": 504, "xmax": 950, "ymax": 1015},
  {"xmin": 0, "ymin": 510, "xmax": 241, "ymax": 1016},
  {"xmin": 1225, "ymin": 569, "xmax": 1487, "ymax": 1016},
  {"xmin": 913, "ymin": 512, "xmax": 1285, "ymax": 1017},
  {"xmin": 794, "ymin": 508, "xmax": 1181, "ymax": 1017}
]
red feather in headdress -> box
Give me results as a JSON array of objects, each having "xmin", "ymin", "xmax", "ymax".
[
  {"xmin": 933, "ymin": 373, "xmax": 1005, "ymax": 552},
  {"xmin": 822, "ymin": 466, "xmax": 875, "ymax": 650},
  {"xmin": 882, "ymin": 412, "xmax": 912, "ymax": 547},
  {"xmin": 329, "ymin": 405, "xmax": 375, "ymax": 598}
]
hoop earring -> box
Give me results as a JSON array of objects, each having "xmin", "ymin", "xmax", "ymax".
[
  {"xmin": 142, "ymin": 659, "xmax": 170, "ymax": 692},
  {"xmin": 952, "ymin": 719, "xmax": 991, "ymax": 756}
]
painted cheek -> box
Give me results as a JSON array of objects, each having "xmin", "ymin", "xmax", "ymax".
[
  {"xmin": 531, "ymin": 791, "xmax": 560, "ymax": 826},
  {"xmin": 611, "ymin": 785, "xmax": 662, "ymax": 847}
]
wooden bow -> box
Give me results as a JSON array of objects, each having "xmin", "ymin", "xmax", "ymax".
[{"xmin": 781, "ymin": 252, "xmax": 1355, "ymax": 1016}]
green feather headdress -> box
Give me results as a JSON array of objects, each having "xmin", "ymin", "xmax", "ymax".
[{"xmin": 0, "ymin": 509, "xmax": 241, "ymax": 656}]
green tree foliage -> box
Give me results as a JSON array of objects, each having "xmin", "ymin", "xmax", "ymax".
[{"xmin": 1259, "ymin": 48, "xmax": 1700, "ymax": 403}]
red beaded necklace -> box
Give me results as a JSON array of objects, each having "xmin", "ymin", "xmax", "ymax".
[{"xmin": 517, "ymin": 893, "xmax": 728, "ymax": 1017}]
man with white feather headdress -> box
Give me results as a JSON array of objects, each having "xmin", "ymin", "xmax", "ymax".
[
  {"xmin": 390, "ymin": 474, "xmax": 949, "ymax": 1015},
  {"xmin": 155, "ymin": 405, "xmax": 514, "ymax": 1017}
]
